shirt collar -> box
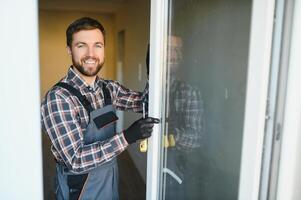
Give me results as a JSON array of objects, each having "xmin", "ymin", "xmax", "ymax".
[{"xmin": 65, "ymin": 66, "xmax": 103, "ymax": 92}]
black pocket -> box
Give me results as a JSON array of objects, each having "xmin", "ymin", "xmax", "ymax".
[
  {"xmin": 67, "ymin": 174, "xmax": 88, "ymax": 200},
  {"xmin": 93, "ymin": 111, "xmax": 119, "ymax": 129}
]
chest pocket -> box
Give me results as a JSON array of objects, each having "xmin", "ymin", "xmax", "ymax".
[{"xmin": 55, "ymin": 82, "xmax": 119, "ymax": 145}]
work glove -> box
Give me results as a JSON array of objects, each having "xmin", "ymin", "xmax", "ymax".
[{"xmin": 124, "ymin": 117, "xmax": 160, "ymax": 144}]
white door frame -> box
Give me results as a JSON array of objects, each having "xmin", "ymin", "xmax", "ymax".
[
  {"xmin": 146, "ymin": 0, "xmax": 276, "ymax": 200},
  {"xmin": 276, "ymin": 1, "xmax": 301, "ymax": 199},
  {"xmin": 238, "ymin": 0, "xmax": 276, "ymax": 199},
  {"xmin": 146, "ymin": 0, "xmax": 169, "ymax": 199}
]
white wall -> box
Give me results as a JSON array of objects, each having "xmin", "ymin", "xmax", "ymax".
[{"xmin": 0, "ymin": 0, "xmax": 43, "ymax": 199}]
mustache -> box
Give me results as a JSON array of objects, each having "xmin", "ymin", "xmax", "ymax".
[{"xmin": 82, "ymin": 56, "xmax": 99, "ymax": 62}]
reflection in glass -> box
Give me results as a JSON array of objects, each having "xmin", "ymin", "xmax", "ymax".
[
  {"xmin": 161, "ymin": 0, "xmax": 252, "ymax": 199},
  {"xmin": 163, "ymin": 35, "xmax": 205, "ymax": 200}
]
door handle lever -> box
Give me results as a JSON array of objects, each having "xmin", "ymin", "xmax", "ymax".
[{"xmin": 163, "ymin": 167, "xmax": 183, "ymax": 184}]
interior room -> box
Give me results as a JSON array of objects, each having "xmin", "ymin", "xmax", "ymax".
[{"xmin": 39, "ymin": 0, "xmax": 150, "ymax": 199}]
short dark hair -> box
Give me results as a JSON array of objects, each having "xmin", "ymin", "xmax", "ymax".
[{"xmin": 66, "ymin": 17, "xmax": 106, "ymax": 47}]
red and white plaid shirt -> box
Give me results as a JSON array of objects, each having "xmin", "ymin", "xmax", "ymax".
[{"xmin": 41, "ymin": 67, "xmax": 148, "ymax": 173}]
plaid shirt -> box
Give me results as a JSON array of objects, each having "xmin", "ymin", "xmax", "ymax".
[
  {"xmin": 41, "ymin": 67, "xmax": 148, "ymax": 173},
  {"xmin": 168, "ymin": 79, "xmax": 204, "ymax": 151}
]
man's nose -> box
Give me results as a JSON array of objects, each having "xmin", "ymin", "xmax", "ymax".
[{"xmin": 86, "ymin": 46, "xmax": 95, "ymax": 57}]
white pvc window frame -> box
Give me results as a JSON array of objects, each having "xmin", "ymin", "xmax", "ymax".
[
  {"xmin": 238, "ymin": 0, "xmax": 276, "ymax": 199},
  {"xmin": 147, "ymin": 0, "xmax": 276, "ymax": 200},
  {"xmin": 276, "ymin": 1, "xmax": 301, "ymax": 199},
  {"xmin": 146, "ymin": 0, "xmax": 169, "ymax": 199}
]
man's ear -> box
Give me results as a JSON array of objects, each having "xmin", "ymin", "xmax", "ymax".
[{"xmin": 66, "ymin": 46, "xmax": 72, "ymax": 56}]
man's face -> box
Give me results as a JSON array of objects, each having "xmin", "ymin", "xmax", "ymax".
[{"xmin": 68, "ymin": 29, "xmax": 105, "ymax": 77}]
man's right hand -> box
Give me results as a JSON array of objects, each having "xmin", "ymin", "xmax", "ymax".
[{"xmin": 124, "ymin": 117, "xmax": 160, "ymax": 144}]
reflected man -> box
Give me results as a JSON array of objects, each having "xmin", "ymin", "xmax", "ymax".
[{"xmin": 164, "ymin": 35, "xmax": 205, "ymax": 199}]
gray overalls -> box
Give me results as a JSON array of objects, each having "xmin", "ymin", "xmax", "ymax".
[{"xmin": 54, "ymin": 82, "xmax": 119, "ymax": 200}]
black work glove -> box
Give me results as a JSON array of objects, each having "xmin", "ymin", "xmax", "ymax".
[{"xmin": 124, "ymin": 117, "xmax": 160, "ymax": 144}]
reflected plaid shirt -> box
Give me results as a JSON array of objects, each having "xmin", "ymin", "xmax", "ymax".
[
  {"xmin": 41, "ymin": 67, "xmax": 148, "ymax": 173},
  {"xmin": 169, "ymin": 79, "xmax": 204, "ymax": 151}
]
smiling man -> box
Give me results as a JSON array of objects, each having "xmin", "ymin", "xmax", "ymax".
[
  {"xmin": 41, "ymin": 17, "xmax": 159, "ymax": 200},
  {"xmin": 68, "ymin": 28, "xmax": 105, "ymax": 83}
]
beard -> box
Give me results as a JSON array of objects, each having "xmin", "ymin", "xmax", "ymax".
[{"xmin": 72, "ymin": 56, "xmax": 104, "ymax": 77}]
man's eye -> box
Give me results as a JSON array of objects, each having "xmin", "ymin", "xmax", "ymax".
[
  {"xmin": 96, "ymin": 44, "xmax": 103, "ymax": 48},
  {"xmin": 76, "ymin": 44, "xmax": 85, "ymax": 48}
]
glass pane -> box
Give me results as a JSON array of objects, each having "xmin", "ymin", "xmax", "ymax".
[{"xmin": 160, "ymin": 0, "xmax": 252, "ymax": 199}]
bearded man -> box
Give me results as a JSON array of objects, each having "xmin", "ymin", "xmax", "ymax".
[{"xmin": 41, "ymin": 17, "xmax": 159, "ymax": 200}]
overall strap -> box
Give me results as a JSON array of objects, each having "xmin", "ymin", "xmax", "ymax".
[
  {"xmin": 55, "ymin": 82, "xmax": 93, "ymax": 114},
  {"xmin": 102, "ymin": 82, "xmax": 112, "ymax": 106}
]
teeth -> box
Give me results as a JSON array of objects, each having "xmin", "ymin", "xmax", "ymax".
[{"xmin": 84, "ymin": 59, "xmax": 96, "ymax": 64}]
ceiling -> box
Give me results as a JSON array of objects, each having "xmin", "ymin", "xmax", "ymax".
[{"xmin": 39, "ymin": 0, "xmax": 128, "ymax": 13}]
